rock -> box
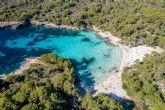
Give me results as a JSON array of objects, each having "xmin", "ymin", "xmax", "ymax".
[
  {"xmin": 82, "ymin": 38, "xmax": 90, "ymax": 41},
  {"xmin": 13, "ymin": 18, "xmax": 31, "ymax": 29}
]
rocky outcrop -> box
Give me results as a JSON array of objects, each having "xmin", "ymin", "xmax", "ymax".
[
  {"xmin": 0, "ymin": 19, "xmax": 89, "ymax": 30},
  {"xmin": 31, "ymin": 21, "xmax": 87, "ymax": 30},
  {"xmin": 0, "ymin": 21, "xmax": 20, "ymax": 29},
  {"xmin": 0, "ymin": 18, "xmax": 31, "ymax": 30},
  {"xmin": 13, "ymin": 19, "xmax": 31, "ymax": 29}
]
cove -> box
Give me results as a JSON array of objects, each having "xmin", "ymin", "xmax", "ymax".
[{"xmin": 0, "ymin": 26, "xmax": 122, "ymax": 92}]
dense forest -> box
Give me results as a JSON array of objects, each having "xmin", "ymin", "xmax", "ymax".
[
  {"xmin": 0, "ymin": 0, "xmax": 165, "ymax": 48},
  {"xmin": 0, "ymin": 54, "xmax": 123, "ymax": 110},
  {"xmin": 0, "ymin": 0, "xmax": 165, "ymax": 110},
  {"xmin": 122, "ymin": 52, "xmax": 165, "ymax": 110}
]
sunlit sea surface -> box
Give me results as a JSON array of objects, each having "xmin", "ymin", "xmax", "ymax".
[{"xmin": 0, "ymin": 26, "xmax": 122, "ymax": 92}]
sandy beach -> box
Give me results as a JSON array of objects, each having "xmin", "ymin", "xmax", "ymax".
[
  {"xmin": 1, "ymin": 57, "xmax": 40, "ymax": 79},
  {"xmin": 93, "ymin": 26, "xmax": 164, "ymax": 99},
  {"xmin": 0, "ymin": 22, "xmax": 164, "ymax": 100}
]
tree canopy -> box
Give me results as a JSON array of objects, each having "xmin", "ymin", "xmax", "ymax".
[
  {"xmin": 0, "ymin": 53, "xmax": 123, "ymax": 110},
  {"xmin": 0, "ymin": 0, "xmax": 165, "ymax": 49},
  {"xmin": 0, "ymin": 0, "xmax": 165, "ymax": 109},
  {"xmin": 122, "ymin": 52, "xmax": 165, "ymax": 110}
]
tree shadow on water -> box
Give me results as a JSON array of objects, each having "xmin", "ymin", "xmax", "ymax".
[
  {"xmin": 70, "ymin": 58, "xmax": 135, "ymax": 110},
  {"xmin": 70, "ymin": 58, "xmax": 97, "ymax": 95},
  {"xmin": 105, "ymin": 93, "xmax": 135, "ymax": 110},
  {"xmin": 0, "ymin": 46, "xmax": 53, "ymax": 75},
  {"xmin": 36, "ymin": 27, "xmax": 83, "ymax": 37},
  {"xmin": 0, "ymin": 25, "xmax": 83, "ymax": 44}
]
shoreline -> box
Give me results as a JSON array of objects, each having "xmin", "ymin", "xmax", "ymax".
[
  {"xmin": 0, "ymin": 21, "xmax": 21, "ymax": 29},
  {"xmin": 1, "ymin": 57, "xmax": 40, "ymax": 79},
  {"xmin": 12, "ymin": 57, "xmax": 40, "ymax": 75},
  {"xmin": 31, "ymin": 21, "xmax": 86, "ymax": 30},
  {"xmin": 0, "ymin": 21, "xmax": 86, "ymax": 30},
  {"xmin": 0, "ymin": 21, "xmax": 164, "ymax": 100},
  {"xmin": 93, "ymin": 26, "xmax": 164, "ymax": 100}
]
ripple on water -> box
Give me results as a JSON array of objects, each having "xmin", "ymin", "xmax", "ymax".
[{"xmin": 0, "ymin": 26, "xmax": 122, "ymax": 92}]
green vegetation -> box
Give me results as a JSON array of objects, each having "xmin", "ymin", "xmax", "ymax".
[
  {"xmin": 0, "ymin": 53, "xmax": 122, "ymax": 110},
  {"xmin": 0, "ymin": 0, "xmax": 165, "ymax": 49},
  {"xmin": 122, "ymin": 52, "xmax": 165, "ymax": 110},
  {"xmin": 1, "ymin": 0, "xmax": 165, "ymax": 109},
  {"xmin": 81, "ymin": 93, "xmax": 122, "ymax": 110}
]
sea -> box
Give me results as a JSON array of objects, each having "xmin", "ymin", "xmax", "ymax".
[{"xmin": 0, "ymin": 26, "xmax": 122, "ymax": 92}]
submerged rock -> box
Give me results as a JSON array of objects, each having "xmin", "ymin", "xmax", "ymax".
[{"xmin": 82, "ymin": 38, "xmax": 90, "ymax": 41}]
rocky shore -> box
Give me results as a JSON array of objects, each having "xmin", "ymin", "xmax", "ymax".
[
  {"xmin": 31, "ymin": 21, "xmax": 86, "ymax": 30},
  {"xmin": 1, "ymin": 57, "xmax": 41, "ymax": 79},
  {"xmin": 0, "ymin": 21, "xmax": 21, "ymax": 29},
  {"xmin": 0, "ymin": 20, "xmax": 87, "ymax": 30},
  {"xmin": 0, "ymin": 20, "xmax": 164, "ymax": 102},
  {"xmin": 0, "ymin": 20, "xmax": 31, "ymax": 30}
]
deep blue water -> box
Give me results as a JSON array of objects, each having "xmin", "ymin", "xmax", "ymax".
[{"xmin": 0, "ymin": 26, "xmax": 122, "ymax": 92}]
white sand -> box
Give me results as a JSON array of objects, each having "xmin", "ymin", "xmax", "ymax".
[
  {"xmin": 1, "ymin": 57, "xmax": 41, "ymax": 79},
  {"xmin": 93, "ymin": 26, "xmax": 164, "ymax": 99},
  {"xmin": 93, "ymin": 26, "xmax": 121, "ymax": 45},
  {"xmin": 12, "ymin": 57, "xmax": 40, "ymax": 75},
  {"xmin": 0, "ymin": 58, "xmax": 38, "ymax": 79},
  {"xmin": 0, "ymin": 23, "xmax": 163, "ymax": 99},
  {"xmin": 31, "ymin": 21, "xmax": 82, "ymax": 30},
  {"xmin": 0, "ymin": 21, "xmax": 20, "ymax": 28}
]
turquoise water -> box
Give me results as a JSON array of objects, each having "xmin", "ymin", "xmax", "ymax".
[{"xmin": 0, "ymin": 26, "xmax": 122, "ymax": 92}]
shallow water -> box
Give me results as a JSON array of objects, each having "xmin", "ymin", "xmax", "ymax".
[{"xmin": 0, "ymin": 26, "xmax": 122, "ymax": 92}]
